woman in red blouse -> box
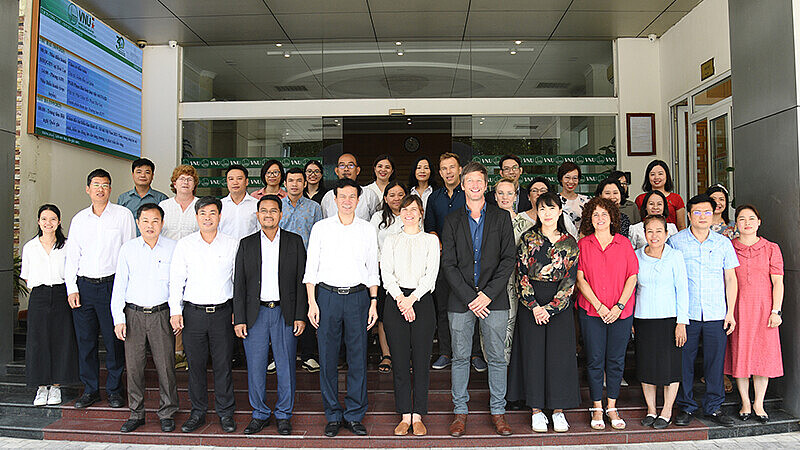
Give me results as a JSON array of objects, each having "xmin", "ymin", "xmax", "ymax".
[
  {"xmin": 635, "ymin": 160, "xmax": 686, "ymax": 230},
  {"xmin": 576, "ymin": 197, "xmax": 638, "ymax": 431}
]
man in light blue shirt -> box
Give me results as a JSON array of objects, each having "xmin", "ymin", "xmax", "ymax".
[
  {"xmin": 111, "ymin": 203, "xmax": 180, "ymax": 434},
  {"xmin": 116, "ymin": 159, "xmax": 168, "ymax": 236},
  {"xmin": 667, "ymin": 194, "xmax": 739, "ymax": 428}
]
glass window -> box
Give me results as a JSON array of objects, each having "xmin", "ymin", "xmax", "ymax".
[{"xmin": 692, "ymin": 77, "xmax": 731, "ymax": 113}]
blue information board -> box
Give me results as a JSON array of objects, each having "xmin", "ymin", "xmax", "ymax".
[{"xmin": 31, "ymin": 0, "xmax": 143, "ymax": 159}]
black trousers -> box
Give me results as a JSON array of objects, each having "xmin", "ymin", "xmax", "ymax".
[
  {"xmin": 183, "ymin": 303, "xmax": 235, "ymax": 418},
  {"xmin": 26, "ymin": 284, "xmax": 79, "ymax": 387},
  {"xmin": 384, "ymin": 289, "xmax": 436, "ymax": 414}
]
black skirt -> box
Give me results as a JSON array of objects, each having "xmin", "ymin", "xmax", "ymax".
[
  {"xmin": 634, "ymin": 317, "xmax": 682, "ymax": 385},
  {"xmin": 507, "ymin": 281, "xmax": 581, "ymax": 410},
  {"xmin": 25, "ymin": 284, "xmax": 80, "ymax": 387}
]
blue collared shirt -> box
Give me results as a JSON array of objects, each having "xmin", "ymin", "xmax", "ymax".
[
  {"xmin": 117, "ymin": 188, "xmax": 169, "ymax": 236},
  {"xmin": 279, "ymin": 196, "xmax": 323, "ymax": 249},
  {"xmin": 424, "ymin": 185, "xmax": 465, "ymax": 238},
  {"xmin": 634, "ymin": 244, "xmax": 690, "ymax": 324},
  {"xmin": 467, "ymin": 204, "xmax": 486, "ymax": 287},
  {"xmin": 667, "ymin": 228, "xmax": 739, "ymax": 322}
]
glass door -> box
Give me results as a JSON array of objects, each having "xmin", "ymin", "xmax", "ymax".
[{"xmin": 709, "ymin": 113, "xmax": 732, "ymax": 193}]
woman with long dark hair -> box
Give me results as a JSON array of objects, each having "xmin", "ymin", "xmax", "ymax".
[
  {"xmin": 365, "ymin": 154, "xmax": 396, "ymax": 204},
  {"xmin": 370, "ymin": 181, "xmax": 407, "ymax": 373},
  {"xmin": 303, "ymin": 160, "xmax": 327, "ymax": 204},
  {"xmin": 21, "ymin": 204, "xmax": 79, "ymax": 406},
  {"xmin": 706, "ymin": 184, "xmax": 737, "ymax": 239},
  {"xmin": 408, "ymin": 156, "xmax": 437, "ymax": 217},
  {"xmin": 635, "ymin": 160, "xmax": 686, "ymax": 230}
]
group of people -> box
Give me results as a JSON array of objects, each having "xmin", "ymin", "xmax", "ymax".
[{"xmin": 20, "ymin": 152, "xmax": 784, "ymax": 438}]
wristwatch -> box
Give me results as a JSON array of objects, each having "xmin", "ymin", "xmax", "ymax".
[
  {"xmin": 615, "ymin": 302, "xmax": 625, "ymax": 311},
  {"xmin": 772, "ymin": 309, "xmax": 782, "ymax": 316},
  {"xmin": 370, "ymin": 296, "xmax": 378, "ymax": 301}
]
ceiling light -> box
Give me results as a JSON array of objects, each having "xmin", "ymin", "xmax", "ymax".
[
  {"xmin": 397, "ymin": 50, "xmax": 404, "ymax": 56},
  {"xmin": 514, "ymin": 40, "xmax": 522, "ymax": 45},
  {"xmin": 510, "ymin": 49, "xmax": 517, "ymax": 55},
  {"xmin": 283, "ymin": 51, "xmax": 290, "ymax": 58},
  {"xmin": 480, "ymin": 117, "xmax": 485, "ymax": 120},
  {"xmin": 275, "ymin": 43, "xmax": 282, "ymax": 47},
  {"xmin": 395, "ymin": 41, "xmax": 402, "ymax": 46},
  {"xmin": 479, "ymin": 121, "xmax": 484, "ymax": 125}
]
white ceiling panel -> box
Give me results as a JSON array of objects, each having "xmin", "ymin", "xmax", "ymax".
[
  {"xmin": 553, "ymin": 11, "xmax": 661, "ymax": 38},
  {"xmin": 469, "ymin": 0, "xmax": 571, "ymax": 12},
  {"xmin": 264, "ymin": 0, "xmax": 369, "ymax": 14},
  {"xmin": 111, "ymin": 17, "xmax": 203, "ymax": 45},
  {"xmin": 159, "ymin": 0, "xmax": 269, "ymax": 16},
  {"xmin": 370, "ymin": 12, "xmax": 469, "ymax": 39},
  {"xmin": 641, "ymin": 12, "xmax": 690, "ymax": 36},
  {"xmin": 669, "ymin": 0, "xmax": 704, "ymax": 12},
  {"xmin": 182, "ymin": 15, "xmax": 286, "ymax": 44},
  {"xmin": 569, "ymin": 0, "xmax": 673, "ymax": 12},
  {"xmin": 367, "ymin": 0, "xmax": 469, "ymax": 13},
  {"xmin": 275, "ymin": 13, "xmax": 375, "ymax": 41},
  {"xmin": 465, "ymin": 11, "xmax": 565, "ymax": 38},
  {"xmin": 74, "ymin": 0, "xmax": 172, "ymax": 19}
]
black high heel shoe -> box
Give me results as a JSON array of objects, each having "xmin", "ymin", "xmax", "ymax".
[{"xmin": 739, "ymin": 412, "xmax": 752, "ymax": 421}]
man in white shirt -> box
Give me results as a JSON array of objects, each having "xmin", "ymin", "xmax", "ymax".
[
  {"xmin": 169, "ymin": 196, "xmax": 239, "ymax": 434},
  {"xmin": 219, "ymin": 164, "xmax": 260, "ymax": 240},
  {"xmin": 305, "ymin": 178, "xmax": 379, "ymax": 437},
  {"xmin": 111, "ymin": 203, "xmax": 180, "ymax": 433},
  {"xmin": 320, "ymin": 153, "xmax": 380, "ymax": 221},
  {"xmin": 65, "ymin": 168, "xmax": 136, "ymax": 409}
]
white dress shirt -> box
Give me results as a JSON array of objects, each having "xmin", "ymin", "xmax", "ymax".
[
  {"xmin": 303, "ymin": 216, "xmax": 380, "ymax": 288},
  {"xmin": 20, "ymin": 237, "xmax": 66, "ymax": 289},
  {"xmin": 159, "ymin": 197, "xmax": 199, "ymax": 241},
  {"xmin": 320, "ymin": 187, "xmax": 380, "ymax": 221},
  {"xmin": 219, "ymin": 193, "xmax": 260, "ymax": 241},
  {"xmin": 411, "ymin": 185, "xmax": 434, "ymax": 218},
  {"xmin": 260, "ymin": 229, "xmax": 281, "ymax": 302},
  {"xmin": 369, "ymin": 211, "xmax": 404, "ymax": 258},
  {"xmin": 364, "ymin": 182, "xmax": 383, "ymax": 206},
  {"xmin": 380, "ymin": 229, "xmax": 440, "ymax": 301},
  {"xmin": 110, "ymin": 236, "xmax": 179, "ymax": 325},
  {"xmin": 64, "ymin": 203, "xmax": 136, "ymax": 295},
  {"xmin": 169, "ymin": 231, "xmax": 239, "ymax": 306}
]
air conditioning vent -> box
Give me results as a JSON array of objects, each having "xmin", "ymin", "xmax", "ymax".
[
  {"xmin": 274, "ymin": 85, "xmax": 308, "ymax": 92},
  {"xmin": 536, "ymin": 82, "xmax": 570, "ymax": 89}
]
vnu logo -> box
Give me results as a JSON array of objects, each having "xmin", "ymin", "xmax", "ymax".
[
  {"xmin": 68, "ymin": 4, "xmax": 95, "ymax": 29},
  {"xmin": 115, "ymin": 36, "xmax": 124, "ymax": 52}
]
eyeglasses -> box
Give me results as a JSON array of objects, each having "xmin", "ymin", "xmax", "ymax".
[
  {"xmin": 176, "ymin": 176, "xmax": 194, "ymax": 183},
  {"xmin": 265, "ymin": 170, "xmax": 282, "ymax": 177},
  {"xmin": 691, "ymin": 211, "xmax": 713, "ymax": 216},
  {"xmin": 90, "ymin": 183, "xmax": 111, "ymax": 189},
  {"xmin": 337, "ymin": 163, "xmax": 357, "ymax": 170},
  {"xmin": 530, "ymin": 188, "xmax": 548, "ymax": 194},
  {"xmin": 305, "ymin": 169, "xmax": 321, "ymax": 175},
  {"xmin": 501, "ymin": 165, "xmax": 520, "ymax": 172}
]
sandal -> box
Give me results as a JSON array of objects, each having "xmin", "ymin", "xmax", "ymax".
[
  {"xmin": 378, "ymin": 355, "xmax": 392, "ymax": 373},
  {"xmin": 589, "ymin": 407, "xmax": 605, "ymax": 430},
  {"xmin": 606, "ymin": 408, "xmax": 626, "ymax": 430}
]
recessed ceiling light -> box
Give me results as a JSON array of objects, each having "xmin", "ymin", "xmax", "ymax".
[
  {"xmin": 515, "ymin": 40, "xmax": 522, "ymax": 45},
  {"xmin": 479, "ymin": 121, "xmax": 484, "ymax": 125},
  {"xmin": 510, "ymin": 49, "xmax": 517, "ymax": 55},
  {"xmin": 480, "ymin": 117, "xmax": 485, "ymax": 120},
  {"xmin": 283, "ymin": 51, "xmax": 290, "ymax": 58},
  {"xmin": 275, "ymin": 43, "xmax": 282, "ymax": 47},
  {"xmin": 395, "ymin": 41, "xmax": 402, "ymax": 46},
  {"xmin": 397, "ymin": 51, "xmax": 404, "ymax": 56}
]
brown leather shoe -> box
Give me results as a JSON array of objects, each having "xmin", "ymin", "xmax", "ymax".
[
  {"xmin": 412, "ymin": 420, "xmax": 427, "ymax": 436},
  {"xmin": 449, "ymin": 414, "xmax": 467, "ymax": 437},
  {"xmin": 394, "ymin": 420, "xmax": 410, "ymax": 436},
  {"xmin": 491, "ymin": 414, "xmax": 512, "ymax": 436}
]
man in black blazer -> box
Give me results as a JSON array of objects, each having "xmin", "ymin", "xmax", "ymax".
[
  {"xmin": 485, "ymin": 154, "xmax": 531, "ymax": 213},
  {"xmin": 233, "ymin": 195, "xmax": 307, "ymax": 436},
  {"xmin": 441, "ymin": 162, "xmax": 516, "ymax": 438}
]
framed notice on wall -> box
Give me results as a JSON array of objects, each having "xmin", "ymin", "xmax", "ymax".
[{"xmin": 626, "ymin": 113, "xmax": 656, "ymax": 156}]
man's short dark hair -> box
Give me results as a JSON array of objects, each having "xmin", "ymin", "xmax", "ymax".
[
  {"xmin": 686, "ymin": 194, "xmax": 716, "ymax": 213},
  {"xmin": 285, "ymin": 167, "xmax": 305, "ymax": 181},
  {"xmin": 499, "ymin": 154, "xmax": 521, "ymax": 169},
  {"xmin": 257, "ymin": 195, "xmax": 283, "ymax": 212},
  {"xmin": 333, "ymin": 178, "xmax": 362, "ymax": 197},
  {"xmin": 225, "ymin": 164, "xmax": 248, "ymax": 178},
  {"xmin": 461, "ymin": 161, "xmax": 488, "ymax": 182},
  {"xmin": 132, "ymin": 158, "xmax": 155, "ymax": 172},
  {"xmin": 87, "ymin": 168, "xmax": 112, "ymax": 186},
  {"xmin": 526, "ymin": 176, "xmax": 551, "ymax": 192},
  {"xmin": 195, "ymin": 196, "xmax": 222, "ymax": 214},
  {"xmin": 136, "ymin": 203, "xmax": 164, "ymax": 220}
]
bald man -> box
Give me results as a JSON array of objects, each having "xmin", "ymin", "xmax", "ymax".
[{"xmin": 320, "ymin": 154, "xmax": 380, "ymax": 221}]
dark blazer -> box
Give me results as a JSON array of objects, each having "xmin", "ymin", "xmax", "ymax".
[
  {"xmin": 440, "ymin": 202, "xmax": 516, "ymax": 313},
  {"xmin": 233, "ymin": 229, "xmax": 307, "ymax": 328},
  {"xmin": 486, "ymin": 184, "xmax": 532, "ymax": 213}
]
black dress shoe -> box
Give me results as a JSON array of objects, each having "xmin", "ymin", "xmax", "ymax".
[
  {"xmin": 344, "ymin": 420, "xmax": 368, "ymax": 436},
  {"xmin": 160, "ymin": 418, "xmax": 175, "ymax": 432},
  {"xmin": 220, "ymin": 416, "xmax": 236, "ymax": 433},
  {"xmin": 324, "ymin": 421, "xmax": 342, "ymax": 437},
  {"xmin": 181, "ymin": 414, "xmax": 206, "ymax": 433},
  {"xmin": 107, "ymin": 393, "xmax": 125, "ymax": 408},
  {"xmin": 276, "ymin": 418, "xmax": 292, "ymax": 435},
  {"xmin": 120, "ymin": 418, "xmax": 145, "ymax": 433},
  {"xmin": 756, "ymin": 414, "xmax": 770, "ymax": 423},
  {"xmin": 640, "ymin": 414, "xmax": 656, "ymax": 427},
  {"xmin": 674, "ymin": 410, "xmax": 693, "ymax": 426},
  {"xmin": 706, "ymin": 410, "xmax": 735, "ymax": 427},
  {"xmin": 739, "ymin": 412, "xmax": 752, "ymax": 421},
  {"xmin": 653, "ymin": 416, "xmax": 671, "ymax": 429},
  {"xmin": 74, "ymin": 391, "xmax": 100, "ymax": 409},
  {"xmin": 243, "ymin": 417, "xmax": 270, "ymax": 435}
]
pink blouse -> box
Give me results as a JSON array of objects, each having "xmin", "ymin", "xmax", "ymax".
[{"xmin": 577, "ymin": 233, "xmax": 639, "ymax": 319}]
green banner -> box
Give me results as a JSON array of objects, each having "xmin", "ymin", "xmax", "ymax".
[
  {"xmin": 474, "ymin": 154, "xmax": 616, "ymax": 167},
  {"xmin": 488, "ymin": 173, "xmax": 608, "ymax": 185},
  {"xmin": 198, "ymin": 177, "xmax": 264, "ymax": 189},
  {"xmin": 182, "ymin": 157, "xmax": 314, "ymax": 170}
]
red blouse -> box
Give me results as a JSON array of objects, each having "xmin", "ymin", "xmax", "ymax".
[
  {"xmin": 577, "ymin": 233, "xmax": 639, "ymax": 319},
  {"xmin": 635, "ymin": 192, "xmax": 685, "ymax": 225}
]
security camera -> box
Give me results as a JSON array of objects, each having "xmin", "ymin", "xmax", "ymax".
[
  {"xmin": 136, "ymin": 40, "xmax": 147, "ymax": 48},
  {"xmin": 648, "ymin": 34, "xmax": 657, "ymax": 42},
  {"xmin": 168, "ymin": 40, "xmax": 178, "ymax": 49}
]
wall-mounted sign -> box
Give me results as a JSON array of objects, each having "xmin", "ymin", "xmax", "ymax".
[
  {"xmin": 626, "ymin": 113, "xmax": 656, "ymax": 156},
  {"xmin": 701, "ymin": 58, "xmax": 715, "ymax": 81}
]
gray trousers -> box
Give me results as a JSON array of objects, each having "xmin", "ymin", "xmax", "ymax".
[{"xmin": 124, "ymin": 306, "xmax": 179, "ymax": 420}]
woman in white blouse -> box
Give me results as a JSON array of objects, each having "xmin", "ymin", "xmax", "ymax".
[
  {"xmin": 370, "ymin": 181, "xmax": 407, "ymax": 374},
  {"xmin": 629, "ymin": 190, "xmax": 679, "ymax": 249},
  {"xmin": 21, "ymin": 204, "xmax": 79, "ymax": 406},
  {"xmin": 158, "ymin": 165, "xmax": 200, "ymax": 241},
  {"xmin": 381, "ymin": 195, "xmax": 440, "ymax": 437}
]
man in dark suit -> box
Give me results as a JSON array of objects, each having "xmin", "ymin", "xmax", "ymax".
[
  {"xmin": 441, "ymin": 162, "xmax": 516, "ymax": 438},
  {"xmin": 233, "ymin": 195, "xmax": 308, "ymax": 436},
  {"xmin": 485, "ymin": 154, "xmax": 531, "ymax": 213}
]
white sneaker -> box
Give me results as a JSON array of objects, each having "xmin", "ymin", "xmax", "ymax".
[
  {"xmin": 552, "ymin": 411, "xmax": 569, "ymax": 432},
  {"xmin": 33, "ymin": 386, "xmax": 48, "ymax": 406},
  {"xmin": 267, "ymin": 361, "xmax": 277, "ymax": 374},
  {"xmin": 47, "ymin": 386, "xmax": 61, "ymax": 405},
  {"xmin": 531, "ymin": 411, "xmax": 548, "ymax": 432}
]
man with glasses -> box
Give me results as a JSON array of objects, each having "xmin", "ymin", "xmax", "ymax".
[
  {"xmin": 320, "ymin": 153, "xmax": 380, "ymax": 221},
  {"xmin": 668, "ymin": 194, "xmax": 739, "ymax": 428},
  {"xmin": 65, "ymin": 169, "xmax": 137, "ymax": 409},
  {"xmin": 486, "ymin": 155, "xmax": 530, "ymax": 213}
]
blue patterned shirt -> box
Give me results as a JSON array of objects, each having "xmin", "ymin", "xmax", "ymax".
[
  {"xmin": 667, "ymin": 228, "xmax": 739, "ymax": 322},
  {"xmin": 279, "ymin": 196, "xmax": 323, "ymax": 249},
  {"xmin": 117, "ymin": 188, "xmax": 168, "ymax": 236}
]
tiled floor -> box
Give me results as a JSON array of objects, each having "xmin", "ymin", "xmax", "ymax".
[{"xmin": 1, "ymin": 432, "xmax": 800, "ymax": 449}]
